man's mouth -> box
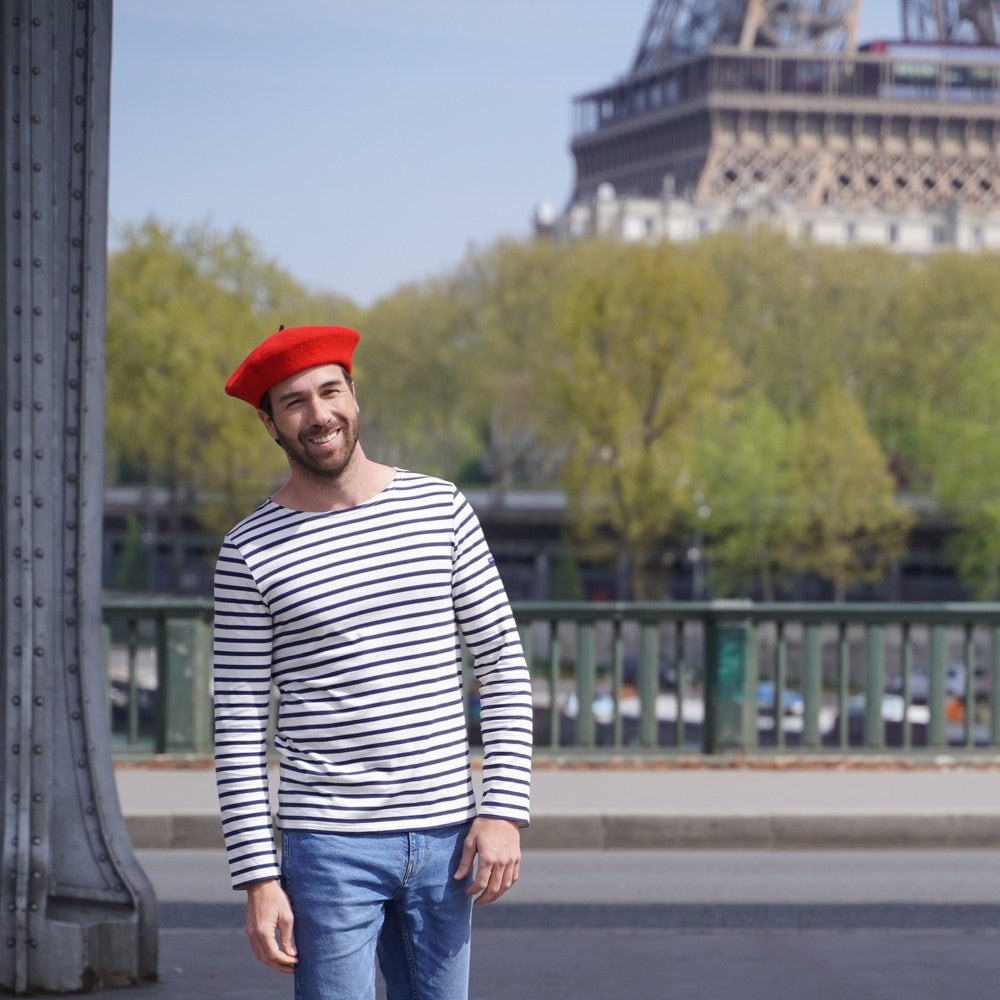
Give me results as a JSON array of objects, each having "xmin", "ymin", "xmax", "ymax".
[{"xmin": 308, "ymin": 429, "xmax": 341, "ymax": 445}]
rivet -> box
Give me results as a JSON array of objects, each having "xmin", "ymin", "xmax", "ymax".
[
  {"xmin": 77, "ymin": 757, "xmax": 87, "ymax": 767},
  {"xmin": 67, "ymin": 473, "xmax": 77, "ymax": 483},
  {"xmin": 85, "ymin": 805, "xmax": 95, "ymax": 816},
  {"xmin": 33, "ymin": 402, "xmax": 42, "ymax": 411},
  {"xmin": 33, "ymin": 497, "xmax": 43, "ymax": 507},
  {"xmin": 11, "ymin": 795, "xmax": 18, "ymax": 804},
  {"xmin": 30, "ymin": 838, "xmax": 39, "ymax": 847},
  {"xmin": 32, "ymin": 210, "xmax": 40, "ymax": 220},
  {"xmin": 31, "ymin": 163, "xmax": 41, "ymax": 172},
  {"xmin": 12, "ymin": 354, "xmax": 20, "ymax": 363},
  {"xmin": 72, "ymin": 143, "xmax": 83, "ymax": 154},
  {"xmin": 68, "ymin": 663, "xmax": 79, "ymax": 672},
  {"xmin": 31, "ymin": 746, "xmax": 41, "ymax": 756},
  {"xmin": 33, "ymin": 597, "xmax": 44, "ymax": 607},
  {"xmin": 28, "ymin": 903, "xmax": 37, "ymax": 912},
  {"xmin": 12, "ymin": 497, "xmax": 21, "ymax": 507},
  {"xmin": 31, "ymin": 115, "xmax": 39, "ymax": 124},
  {"xmin": 32, "ymin": 306, "xmax": 41, "ymax": 315},
  {"xmin": 31, "ymin": 258, "xmax": 41, "ymax": 268},
  {"xmin": 75, "ymin": 48, "xmax": 84, "ymax": 57},
  {"xmin": 33, "ymin": 697, "xmax": 42, "ymax": 707},
  {"xmin": 11, "ymin": 746, "xmax": 19, "ymax": 755},
  {"xmin": 70, "ymin": 285, "xmax": 80, "ymax": 295},
  {"xmin": 71, "ymin": 238, "xmax": 81, "ymax": 248},
  {"xmin": 6, "ymin": 938, "xmax": 14, "ymax": 948},
  {"xmin": 11, "ymin": 697, "xmax": 19, "ymax": 706},
  {"xmin": 72, "ymin": 190, "xmax": 82, "ymax": 200},
  {"xmin": 66, "ymin": 617, "xmax": 76, "ymax": 627},
  {"xmin": 31, "ymin": 67, "xmax": 40, "ymax": 76},
  {"xmin": 33, "ymin": 648, "xmax": 43, "ymax": 657},
  {"xmin": 12, "ymin": 596, "xmax": 22, "ymax": 606},
  {"xmin": 12, "ymin": 258, "xmax": 20, "ymax": 267},
  {"xmin": 71, "ymin": 710, "xmax": 81, "ymax": 720},
  {"xmin": 67, "ymin": 427, "xmax": 77, "ymax": 437},
  {"xmin": 33, "ymin": 548, "xmax": 43, "ymax": 557},
  {"xmin": 12, "ymin": 402, "xmax": 21, "ymax": 411},
  {"xmin": 68, "ymin": 378, "xmax": 79, "ymax": 389},
  {"xmin": 66, "ymin": 520, "xmax": 76, "ymax": 529},
  {"xmin": 13, "ymin": 548, "xmax": 21, "ymax": 558},
  {"xmin": 33, "ymin": 354, "xmax": 42, "ymax": 364},
  {"xmin": 33, "ymin": 450, "xmax": 42, "ymax": 460},
  {"xmin": 28, "ymin": 939, "xmax": 37, "ymax": 949},
  {"xmin": 12, "ymin": 210, "xmax": 20, "ymax": 219},
  {"xmin": 98, "ymin": 853, "xmax": 108, "ymax": 863},
  {"xmin": 12, "ymin": 647, "xmax": 20, "ymax": 656},
  {"xmin": 69, "ymin": 331, "xmax": 80, "ymax": 341},
  {"xmin": 12, "ymin": 306, "xmax": 21, "ymax": 315},
  {"xmin": 11, "ymin": 67, "xmax": 19, "ymax": 77},
  {"xmin": 13, "ymin": 449, "xmax": 21, "ymax": 459},
  {"xmin": 65, "ymin": 567, "xmax": 77, "ymax": 578}
]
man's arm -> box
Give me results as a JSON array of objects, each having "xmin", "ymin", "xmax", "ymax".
[
  {"xmin": 453, "ymin": 817, "xmax": 521, "ymax": 906},
  {"xmin": 245, "ymin": 879, "xmax": 298, "ymax": 973}
]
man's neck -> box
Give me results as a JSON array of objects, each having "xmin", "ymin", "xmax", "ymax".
[{"xmin": 273, "ymin": 448, "xmax": 396, "ymax": 513}]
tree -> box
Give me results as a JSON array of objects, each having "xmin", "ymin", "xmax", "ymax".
[
  {"xmin": 791, "ymin": 387, "xmax": 914, "ymax": 600},
  {"xmin": 548, "ymin": 240, "xmax": 740, "ymax": 598},
  {"xmin": 695, "ymin": 392, "xmax": 803, "ymax": 599}
]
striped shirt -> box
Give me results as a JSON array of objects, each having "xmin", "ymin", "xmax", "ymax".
[{"xmin": 212, "ymin": 469, "xmax": 533, "ymax": 889}]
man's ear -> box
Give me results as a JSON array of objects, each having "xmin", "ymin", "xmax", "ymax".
[{"xmin": 256, "ymin": 408, "xmax": 279, "ymax": 442}]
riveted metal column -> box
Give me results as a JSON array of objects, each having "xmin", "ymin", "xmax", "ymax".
[{"xmin": 1, "ymin": 1, "xmax": 158, "ymax": 993}]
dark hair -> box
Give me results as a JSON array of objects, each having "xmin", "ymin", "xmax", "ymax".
[{"xmin": 258, "ymin": 365, "xmax": 354, "ymax": 418}]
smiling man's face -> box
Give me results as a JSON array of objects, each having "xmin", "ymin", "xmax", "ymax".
[{"xmin": 259, "ymin": 363, "xmax": 360, "ymax": 482}]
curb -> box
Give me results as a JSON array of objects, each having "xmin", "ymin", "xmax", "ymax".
[{"xmin": 125, "ymin": 812, "xmax": 1000, "ymax": 851}]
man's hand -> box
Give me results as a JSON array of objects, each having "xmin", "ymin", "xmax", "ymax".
[
  {"xmin": 245, "ymin": 878, "xmax": 298, "ymax": 973},
  {"xmin": 453, "ymin": 817, "xmax": 521, "ymax": 906}
]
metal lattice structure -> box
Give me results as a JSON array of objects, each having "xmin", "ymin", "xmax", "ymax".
[
  {"xmin": 631, "ymin": 0, "xmax": 861, "ymax": 70},
  {"xmin": 1, "ymin": 1, "xmax": 157, "ymax": 992},
  {"xmin": 561, "ymin": 0, "xmax": 1000, "ymax": 237},
  {"xmin": 902, "ymin": 0, "xmax": 1000, "ymax": 43}
]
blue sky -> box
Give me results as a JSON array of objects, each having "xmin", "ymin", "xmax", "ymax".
[{"xmin": 109, "ymin": 2, "xmax": 901, "ymax": 306}]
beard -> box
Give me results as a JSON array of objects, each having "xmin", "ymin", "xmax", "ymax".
[{"xmin": 274, "ymin": 417, "xmax": 360, "ymax": 483}]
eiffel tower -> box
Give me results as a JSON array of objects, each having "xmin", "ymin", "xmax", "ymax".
[{"xmin": 547, "ymin": 0, "xmax": 1000, "ymax": 253}]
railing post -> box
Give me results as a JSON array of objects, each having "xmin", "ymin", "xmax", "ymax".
[
  {"xmin": 928, "ymin": 625, "xmax": 947, "ymax": 749},
  {"xmin": 638, "ymin": 622, "xmax": 659, "ymax": 748},
  {"xmin": 802, "ymin": 623, "xmax": 822, "ymax": 750},
  {"xmin": 864, "ymin": 625, "xmax": 885, "ymax": 750},
  {"xmin": 575, "ymin": 622, "xmax": 597, "ymax": 747},
  {"xmin": 702, "ymin": 605, "xmax": 752, "ymax": 754},
  {"xmin": 163, "ymin": 615, "xmax": 214, "ymax": 754}
]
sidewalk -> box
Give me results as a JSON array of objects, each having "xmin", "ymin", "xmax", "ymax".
[{"xmin": 115, "ymin": 756, "xmax": 1000, "ymax": 850}]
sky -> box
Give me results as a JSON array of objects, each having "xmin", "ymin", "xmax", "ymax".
[{"xmin": 109, "ymin": 1, "xmax": 901, "ymax": 307}]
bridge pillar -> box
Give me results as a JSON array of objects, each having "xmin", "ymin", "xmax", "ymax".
[{"xmin": 0, "ymin": 1, "xmax": 158, "ymax": 992}]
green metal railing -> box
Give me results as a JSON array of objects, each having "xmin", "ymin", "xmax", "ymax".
[{"xmin": 103, "ymin": 597, "xmax": 1000, "ymax": 758}]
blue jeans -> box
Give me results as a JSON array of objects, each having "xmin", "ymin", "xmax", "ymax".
[{"xmin": 281, "ymin": 824, "xmax": 473, "ymax": 1000}]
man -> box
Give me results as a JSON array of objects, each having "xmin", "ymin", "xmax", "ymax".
[{"xmin": 213, "ymin": 324, "xmax": 533, "ymax": 1000}]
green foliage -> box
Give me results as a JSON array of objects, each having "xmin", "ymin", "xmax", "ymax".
[
  {"xmin": 790, "ymin": 387, "xmax": 914, "ymax": 601},
  {"xmin": 103, "ymin": 216, "xmax": 1000, "ymax": 599},
  {"xmin": 547, "ymin": 241, "xmax": 740, "ymax": 598}
]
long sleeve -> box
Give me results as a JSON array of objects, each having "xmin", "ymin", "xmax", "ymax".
[
  {"xmin": 451, "ymin": 491, "xmax": 533, "ymax": 825},
  {"xmin": 212, "ymin": 538, "xmax": 279, "ymax": 889}
]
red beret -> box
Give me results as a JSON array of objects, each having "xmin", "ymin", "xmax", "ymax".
[{"xmin": 225, "ymin": 325, "xmax": 361, "ymax": 407}]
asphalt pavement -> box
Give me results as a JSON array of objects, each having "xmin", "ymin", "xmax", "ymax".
[{"xmin": 86, "ymin": 759, "xmax": 1000, "ymax": 999}]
